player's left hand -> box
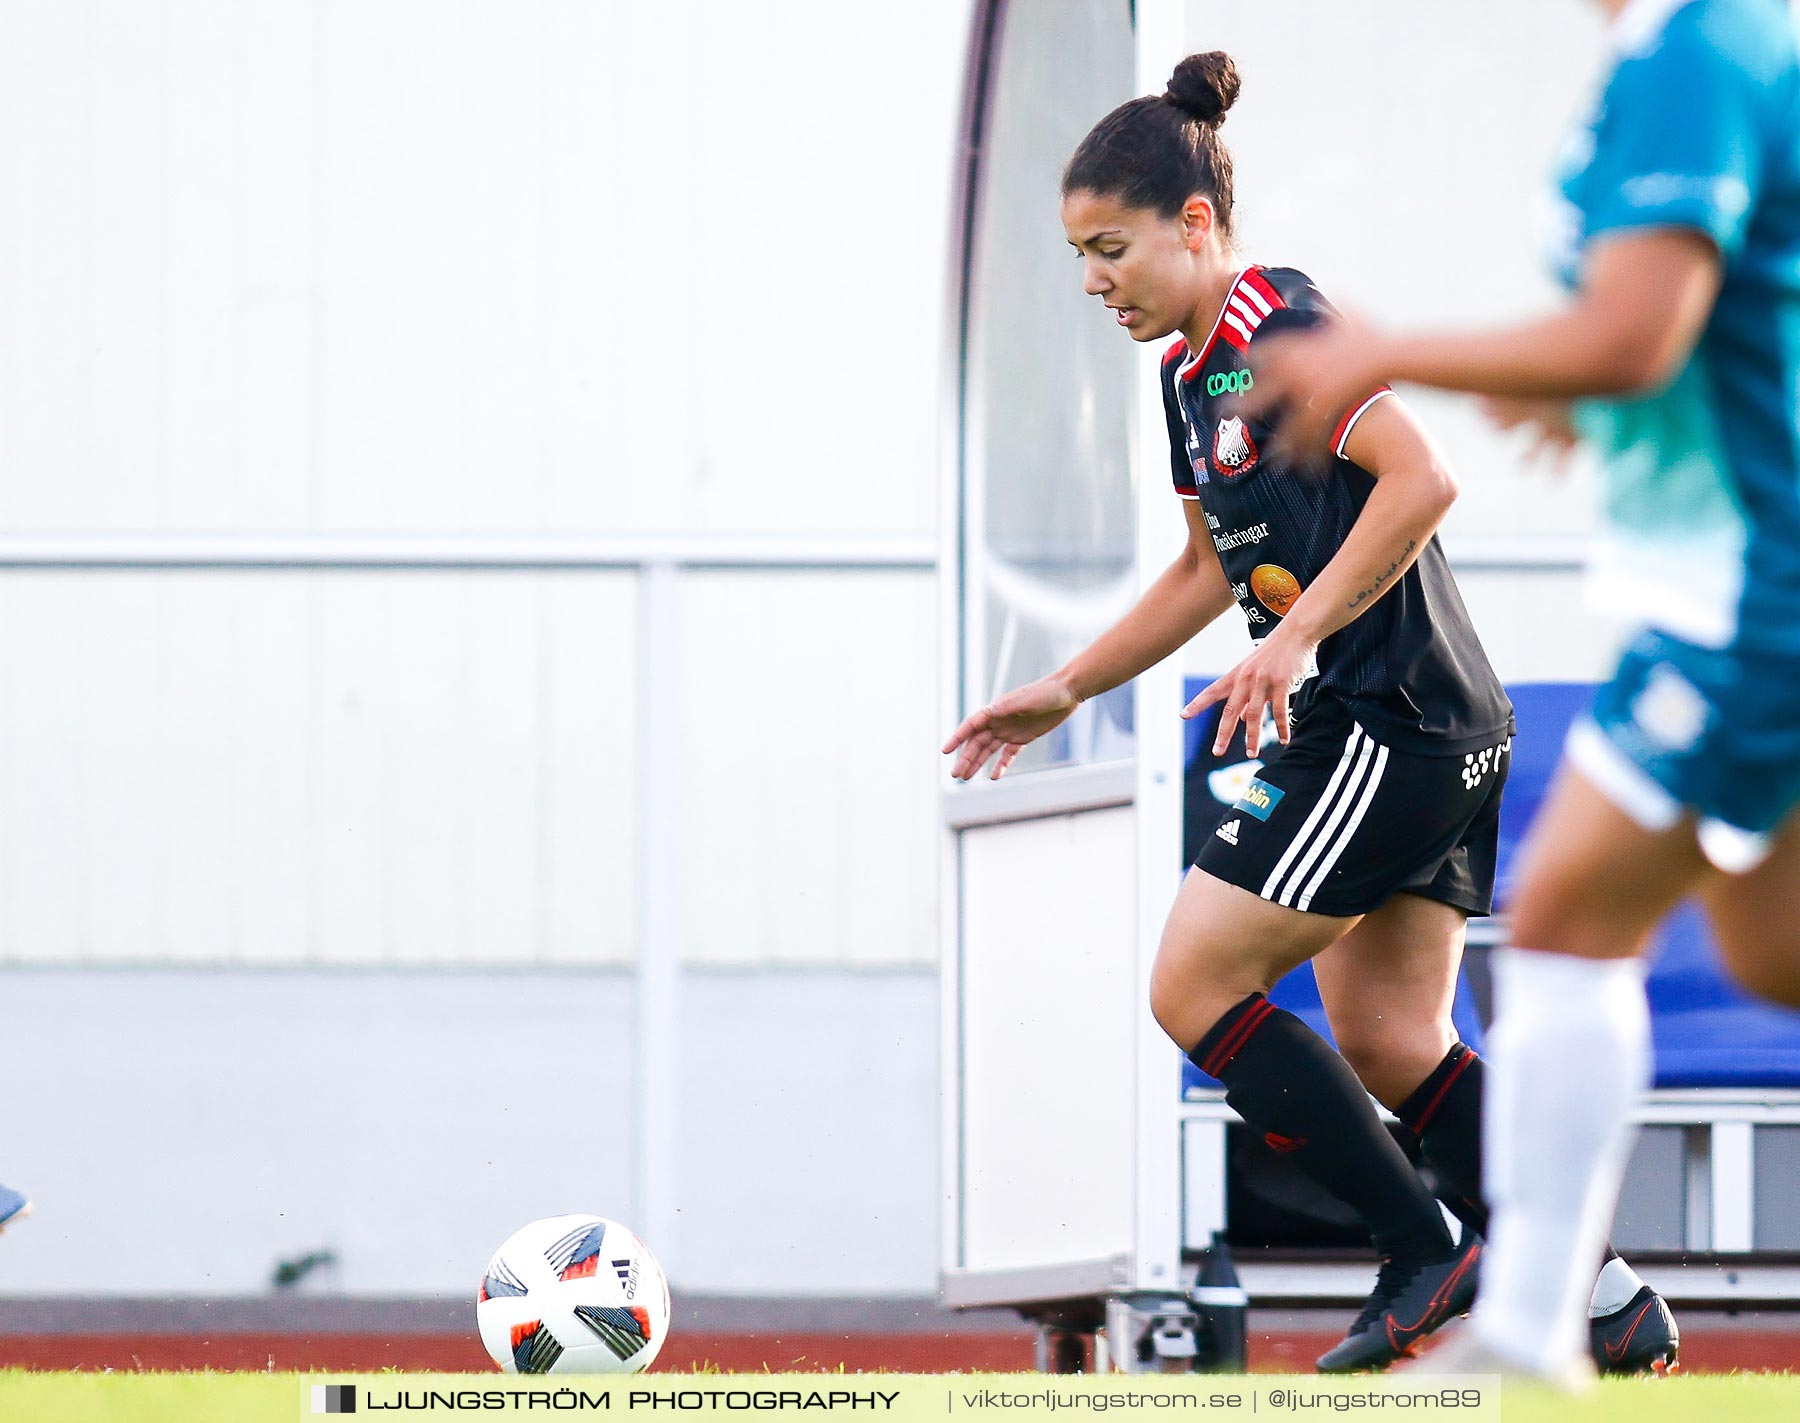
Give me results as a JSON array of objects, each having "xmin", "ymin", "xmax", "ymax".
[
  {"xmin": 1183, "ymin": 629, "xmax": 1318, "ymax": 758},
  {"xmin": 1243, "ymin": 311, "xmax": 1388, "ymax": 464}
]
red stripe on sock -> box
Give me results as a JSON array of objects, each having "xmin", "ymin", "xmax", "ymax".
[
  {"xmin": 1202, "ymin": 999, "xmax": 1275, "ymax": 1077},
  {"xmin": 1409, "ymin": 1048, "xmax": 1477, "ymax": 1137},
  {"xmin": 1202, "ymin": 1001, "xmax": 1270, "ymax": 1076}
]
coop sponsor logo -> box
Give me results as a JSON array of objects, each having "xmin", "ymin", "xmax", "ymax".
[{"xmin": 1207, "ymin": 368, "xmax": 1254, "ymax": 397}]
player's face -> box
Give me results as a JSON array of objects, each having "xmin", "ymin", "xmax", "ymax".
[{"xmin": 1062, "ymin": 188, "xmax": 1213, "ymax": 343}]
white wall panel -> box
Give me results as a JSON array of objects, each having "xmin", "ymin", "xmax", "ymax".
[
  {"xmin": 959, "ymin": 808, "xmax": 1138, "ymax": 1273},
  {"xmin": 0, "ymin": 571, "xmax": 637, "ymax": 967},
  {"xmin": 0, "ymin": 966, "xmax": 937, "ymax": 1296},
  {"xmin": 677, "ymin": 571, "xmax": 938, "ymax": 968},
  {"xmin": 227, "ymin": 6, "xmax": 318, "ymax": 532},
  {"xmin": 228, "ymin": 580, "xmax": 316, "ymax": 964},
  {"xmin": 670, "ymin": 971, "xmax": 939, "ymax": 1293},
  {"xmin": 0, "ymin": 969, "xmax": 644, "ymax": 1295},
  {"xmin": 0, "ymin": 0, "xmax": 967, "ymax": 536},
  {"xmin": 148, "ymin": 579, "xmax": 241, "ymax": 964},
  {"xmin": 541, "ymin": 572, "xmax": 638, "ymax": 969}
]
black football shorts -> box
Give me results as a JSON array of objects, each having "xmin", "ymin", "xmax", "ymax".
[{"xmin": 1192, "ymin": 704, "xmax": 1510, "ymax": 918}]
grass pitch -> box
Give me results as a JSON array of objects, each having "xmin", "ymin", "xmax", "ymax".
[{"xmin": 1488, "ymin": 1373, "xmax": 1797, "ymax": 1422}]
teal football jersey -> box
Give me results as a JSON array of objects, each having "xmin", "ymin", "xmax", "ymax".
[{"xmin": 1553, "ymin": 0, "xmax": 1800, "ymax": 653}]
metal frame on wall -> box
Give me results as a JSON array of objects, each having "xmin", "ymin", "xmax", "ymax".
[{"xmin": 0, "ymin": 528, "xmax": 934, "ymax": 1314}]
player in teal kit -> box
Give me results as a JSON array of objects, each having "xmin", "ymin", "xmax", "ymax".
[
  {"xmin": 1252, "ymin": 0, "xmax": 1800, "ymax": 1385},
  {"xmin": 1565, "ymin": 0, "xmax": 1800, "ymax": 864}
]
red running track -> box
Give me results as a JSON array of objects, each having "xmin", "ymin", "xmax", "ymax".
[{"xmin": 0, "ymin": 1324, "xmax": 1790, "ymax": 1373}]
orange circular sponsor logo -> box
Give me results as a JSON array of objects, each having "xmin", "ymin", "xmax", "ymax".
[{"xmin": 1250, "ymin": 564, "xmax": 1302, "ymax": 616}]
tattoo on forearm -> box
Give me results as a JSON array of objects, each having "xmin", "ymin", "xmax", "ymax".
[{"xmin": 1346, "ymin": 538, "xmax": 1418, "ymax": 611}]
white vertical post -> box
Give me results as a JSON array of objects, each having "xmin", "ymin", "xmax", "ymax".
[
  {"xmin": 1181, "ymin": 1117, "xmax": 1229, "ymax": 1251},
  {"xmin": 1128, "ymin": 0, "xmax": 1191, "ymax": 1294},
  {"xmin": 634, "ymin": 561, "xmax": 682, "ymax": 1261},
  {"xmin": 1712, "ymin": 1121, "xmax": 1756, "ymax": 1252},
  {"xmin": 939, "ymin": 414, "xmax": 968, "ymax": 1281},
  {"xmin": 1683, "ymin": 1125, "xmax": 1713, "ymax": 1251},
  {"xmin": 939, "ymin": 397, "xmax": 969, "ymax": 1284}
]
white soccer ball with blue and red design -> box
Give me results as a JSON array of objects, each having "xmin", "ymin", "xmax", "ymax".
[{"xmin": 476, "ymin": 1214, "xmax": 671, "ymax": 1374}]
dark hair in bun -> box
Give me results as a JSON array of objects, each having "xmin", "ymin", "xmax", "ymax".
[
  {"xmin": 1062, "ymin": 51, "xmax": 1240, "ymax": 236},
  {"xmin": 1164, "ymin": 51, "xmax": 1240, "ymax": 126}
]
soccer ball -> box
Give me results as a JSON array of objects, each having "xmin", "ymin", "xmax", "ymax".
[{"xmin": 476, "ymin": 1214, "xmax": 671, "ymax": 1374}]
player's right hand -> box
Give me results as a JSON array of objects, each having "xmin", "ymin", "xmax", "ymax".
[
  {"xmin": 942, "ymin": 675, "xmax": 1081, "ymax": 782},
  {"xmin": 1243, "ymin": 308, "xmax": 1389, "ymax": 464},
  {"xmin": 1479, "ymin": 396, "xmax": 1580, "ymax": 474}
]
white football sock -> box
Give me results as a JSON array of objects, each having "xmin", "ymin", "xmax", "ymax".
[
  {"xmin": 1472, "ymin": 947, "xmax": 1650, "ymax": 1374},
  {"xmin": 1589, "ymin": 1255, "xmax": 1647, "ymax": 1318}
]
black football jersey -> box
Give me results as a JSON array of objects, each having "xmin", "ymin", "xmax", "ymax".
[{"xmin": 1162, "ymin": 265, "xmax": 1512, "ymax": 754}]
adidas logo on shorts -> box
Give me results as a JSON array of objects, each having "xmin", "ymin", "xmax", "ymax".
[{"xmin": 1215, "ymin": 818, "xmax": 1241, "ymax": 846}]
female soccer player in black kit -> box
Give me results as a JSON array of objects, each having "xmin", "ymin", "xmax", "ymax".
[{"xmin": 941, "ymin": 52, "xmax": 1674, "ymax": 1374}]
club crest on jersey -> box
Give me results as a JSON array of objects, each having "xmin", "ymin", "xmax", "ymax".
[{"xmin": 1213, "ymin": 416, "xmax": 1259, "ymax": 478}]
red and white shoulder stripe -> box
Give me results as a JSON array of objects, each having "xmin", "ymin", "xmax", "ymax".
[
  {"xmin": 1179, "ymin": 268, "xmax": 1288, "ymax": 379},
  {"xmin": 1217, "ymin": 268, "xmax": 1286, "ymax": 352}
]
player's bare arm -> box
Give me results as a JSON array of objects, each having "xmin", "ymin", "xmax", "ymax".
[
  {"xmin": 943, "ymin": 497, "xmax": 1234, "ymax": 781},
  {"xmin": 1248, "ymin": 231, "xmax": 1723, "ymax": 456},
  {"xmin": 1185, "ymin": 396, "xmax": 1456, "ymax": 757}
]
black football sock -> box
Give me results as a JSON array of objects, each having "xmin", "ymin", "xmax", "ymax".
[
  {"xmin": 1394, "ymin": 1042, "xmax": 1490, "ymax": 1239},
  {"xmin": 1397, "ymin": 1043, "xmax": 1619, "ymax": 1263},
  {"xmin": 1190, "ymin": 994, "xmax": 1457, "ymax": 1263}
]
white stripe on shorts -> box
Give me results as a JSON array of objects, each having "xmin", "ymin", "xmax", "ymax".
[
  {"xmin": 1272, "ymin": 730, "xmax": 1381, "ymax": 908},
  {"xmin": 1295, "ymin": 740, "xmax": 1390, "ymax": 911},
  {"xmin": 1260, "ymin": 725, "xmax": 1366, "ymax": 903}
]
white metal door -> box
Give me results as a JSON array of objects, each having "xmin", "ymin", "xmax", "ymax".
[{"xmin": 938, "ymin": 0, "xmax": 1189, "ymax": 1310}]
